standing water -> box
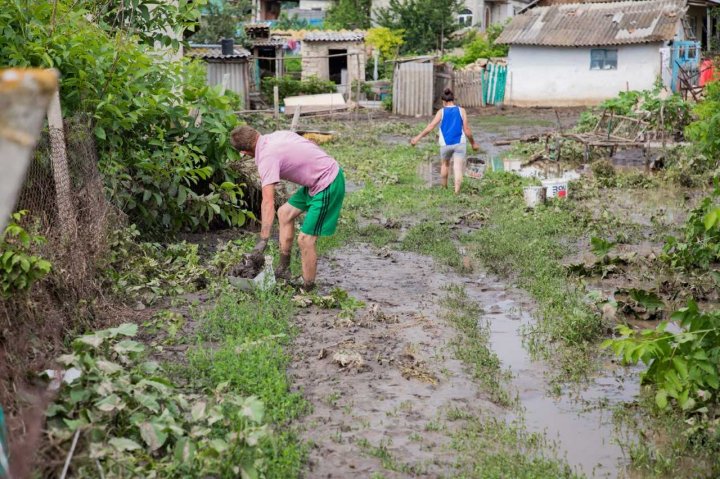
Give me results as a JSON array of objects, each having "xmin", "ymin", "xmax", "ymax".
[{"xmin": 464, "ymin": 273, "xmax": 640, "ymax": 478}]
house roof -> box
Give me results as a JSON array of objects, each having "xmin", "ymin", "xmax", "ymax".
[
  {"xmin": 303, "ymin": 31, "xmax": 366, "ymax": 42},
  {"xmin": 251, "ymin": 37, "xmax": 287, "ymax": 48},
  {"xmin": 496, "ymin": 0, "xmax": 686, "ymax": 47},
  {"xmin": 186, "ymin": 44, "xmax": 251, "ymax": 60}
]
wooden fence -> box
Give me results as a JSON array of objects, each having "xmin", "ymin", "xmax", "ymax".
[
  {"xmin": 453, "ymin": 70, "xmax": 483, "ymax": 108},
  {"xmin": 393, "ymin": 60, "xmax": 434, "ymax": 117}
]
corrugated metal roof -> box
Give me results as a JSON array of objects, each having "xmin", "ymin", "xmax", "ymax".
[
  {"xmin": 186, "ymin": 44, "xmax": 251, "ymax": 60},
  {"xmin": 250, "ymin": 38, "xmax": 287, "ymax": 47},
  {"xmin": 303, "ymin": 31, "xmax": 366, "ymax": 42},
  {"xmin": 497, "ymin": 0, "xmax": 685, "ymax": 46}
]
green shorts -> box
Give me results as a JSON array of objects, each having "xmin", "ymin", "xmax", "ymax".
[{"xmin": 288, "ymin": 169, "xmax": 345, "ymax": 237}]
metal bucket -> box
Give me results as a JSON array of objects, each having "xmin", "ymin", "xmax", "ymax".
[{"xmin": 523, "ymin": 186, "xmax": 546, "ymax": 208}]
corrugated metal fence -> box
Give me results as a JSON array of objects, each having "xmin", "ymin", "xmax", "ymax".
[
  {"xmin": 482, "ymin": 63, "xmax": 507, "ymax": 106},
  {"xmin": 453, "ymin": 70, "xmax": 483, "ymax": 108},
  {"xmin": 206, "ymin": 61, "xmax": 250, "ymax": 108},
  {"xmin": 393, "ymin": 61, "xmax": 434, "ymax": 116}
]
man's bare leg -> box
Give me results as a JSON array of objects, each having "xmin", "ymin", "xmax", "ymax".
[
  {"xmin": 440, "ymin": 159, "xmax": 450, "ymax": 188},
  {"xmin": 297, "ymin": 232, "xmax": 318, "ymax": 289},
  {"xmin": 277, "ymin": 202, "xmax": 303, "ymax": 279}
]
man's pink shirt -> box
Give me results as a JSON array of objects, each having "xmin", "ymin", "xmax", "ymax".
[{"xmin": 255, "ymin": 131, "xmax": 339, "ymax": 196}]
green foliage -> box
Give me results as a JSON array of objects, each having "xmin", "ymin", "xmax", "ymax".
[
  {"xmin": 443, "ymin": 25, "xmax": 509, "ymax": 67},
  {"xmin": 102, "ymin": 226, "xmax": 208, "ymax": 303},
  {"xmin": 0, "ymin": 0, "xmax": 250, "ymax": 234},
  {"xmin": 376, "ymin": 0, "xmax": 463, "ymax": 54},
  {"xmin": 192, "ymin": 0, "xmax": 251, "ymax": 43},
  {"xmin": 186, "ymin": 287, "xmax": 307, "ymax": 475},
  {"xmin": 605, "ymin": 301, "xmax": 720, "ymax": 412},
  {"xmin": 687, "ymin": 81, "xmax": 720, "ymax": 163},
  {"xmin": 84, "ymin": 0, "xmax": 203, "ymax": 48},
  {"xmin": 0, "ymin": 211, "xmax": 51, "ymax": 298},
  {"xmin": 46, "ymin": 323, "xmax": 271, "ymax": 478},
  {"xmin": 599, "ymin": 86, "xmax": 692, "ymax": 134},
  {"xmin": 662, "ymin": 188, "xmax": 720, "ymax": 272},
  {"xmin": 325, "ymin": 0, "xmax": 372, "ymax": 29},
  {"xmin": 366, "ymin": 27, "xmax": 405, "ymax": 61},
  {"xmin": 261, "ymin": 75, "xmax": 336, "ymax": 104},
  {"xmin": 273, "ymin": 12, "xmax": 316, "ymax": 30}
]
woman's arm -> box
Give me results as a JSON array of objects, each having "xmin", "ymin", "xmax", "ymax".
[{"xmin": 410, "ymin": 110, "xmax": 443, "ymax": 146}]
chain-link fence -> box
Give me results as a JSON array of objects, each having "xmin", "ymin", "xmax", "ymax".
[{"xmin": 1, "ymin": 113, "xmax": 118, "ymax": 473}]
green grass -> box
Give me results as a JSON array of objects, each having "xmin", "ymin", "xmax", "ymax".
[
  {"xmin": 442, "ymin": 285, "xmax": 512, "ymax": 405},
  {"xmin": 183, "ymin": 286, "xmax": 307, "ymax": 477},
  {"xmin": 449, "ymin": 414, "xmax": 582, "ymax": 479}
]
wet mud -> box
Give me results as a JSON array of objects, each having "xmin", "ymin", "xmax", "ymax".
[{"xmin": 290, "ymin": 244, "xmax": 638, "ymax": 478}]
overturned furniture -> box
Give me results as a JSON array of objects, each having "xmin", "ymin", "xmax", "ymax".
[{"xmin": 562, "ymin": 111, "xmax": 653, "ymax": 162}]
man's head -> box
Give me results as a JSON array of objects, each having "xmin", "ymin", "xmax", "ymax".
[{"xmin": 230, "ymin": 126, "xmax": 260, "ymax": 157}]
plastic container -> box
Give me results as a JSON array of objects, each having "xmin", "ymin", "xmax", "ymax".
[
  {"xmin": 542, "ymin": 178, "xmax": 569, "ymax": 199},
  {"xmin": 523, "ymin": 186, "xmax": 546, "ymax": 208},
  {"xmin": 466, "ymin": 156, "xmax": 486, "ymax": 179},
  {"xmin": 503, "ymin": 158, "xmax": 522, "ymax": 172},
  {"xmin": 229, "ymin": 255, "xmax": 276, "ymax": 291}
]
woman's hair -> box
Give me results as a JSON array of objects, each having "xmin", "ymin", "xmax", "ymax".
[{"xmin": 441, "ymin": 88, "xmax": 455, "ymax": 102}]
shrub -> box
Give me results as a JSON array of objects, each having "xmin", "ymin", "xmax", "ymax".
[
  {"xmin": 0, "ymin": 211, "xmax": 51, "ymax": 298},
  {"xmin": 261, "ymin": 76, "xmax": 337, "ymax": 104}
]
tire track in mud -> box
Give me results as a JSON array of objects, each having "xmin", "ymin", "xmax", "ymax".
[{"xmin": 289, "ymin": 243, "xmax": 637, "ymax": 478}]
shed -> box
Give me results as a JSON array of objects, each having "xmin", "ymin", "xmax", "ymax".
[
  {"xmin": 186, "ymin": 43, "xmax": 251, "ymax": 107},
  {"xmin": 244, "ymin": 24, "xmax": 287, "ymax": 88},
  {"xmin": 496, "ymin": 0, "xmax": 688, "ymax": 106},
  {"xmin": 301, "ymin": 31, "xmax": 367, "ymax": 91}
]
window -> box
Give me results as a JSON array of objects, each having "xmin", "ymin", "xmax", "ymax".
[
  {"xmin": 458, "ymin": 9, "xmax": 473, "ymax": 26},
  {"xmin": 590, "ymin": 49, "xmax": 618, "ymax": 70}
]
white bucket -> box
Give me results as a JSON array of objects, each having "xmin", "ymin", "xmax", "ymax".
[
  {"xmin": 466, "ymin": 156, "xmax": 486, "ymax": 179},
  {"xmin": 523, "ymin": 186, "xmax": 546, "ymax": 208},
  {"xmin": 541, "ymin": 178, "xmax": 569, "ymax": 199},
  {"xmin": 503, "ymin": 158, "xmax": 522, "ymax": 172}
]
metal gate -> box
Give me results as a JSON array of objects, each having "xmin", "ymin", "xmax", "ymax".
[
  {"xmin": 482, "ymin": 63, "xmax": 507, "ymax": 106},
  {"xmin": 393, "ymin": 60, "xmax": 434, "ymax": 116}
]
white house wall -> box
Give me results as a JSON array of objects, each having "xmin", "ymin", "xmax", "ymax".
[
  {"xmin": 299, "ymin": 0, "xmax": 333, "ymax": 10},
  {"xmin": 506, "ymin": 43, "xmax": 663, "ymax": 106}
]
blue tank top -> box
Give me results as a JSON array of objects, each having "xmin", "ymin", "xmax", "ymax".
[{"xmin": 439, "ymin": 106, "xmax": 465, "ymax": 146}]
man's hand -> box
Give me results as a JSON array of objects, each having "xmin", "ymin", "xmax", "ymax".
[
  {"xmin": 471, "ymin": 141, "xmax": 480, "ymax": 152},
  {"xmin": 246, "ymin": 237, "xmax": 268, "ymax": 267}
]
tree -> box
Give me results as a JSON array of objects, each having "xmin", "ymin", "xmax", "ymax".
[
  {"xmin": 192, "ymin": 0, "xmax": 251, "ymax": 44},
  {"xmin": 325, "ymin": 0, "xmax": 372, "ymax": 30},
  {"xmin": 376, "ymin": 0, "xmax": 462, "ymax": 54}
]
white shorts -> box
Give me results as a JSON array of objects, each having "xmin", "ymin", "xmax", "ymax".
[{"xmin": 440, "ymin": 143, "xmax": 467, "ymax": 162}]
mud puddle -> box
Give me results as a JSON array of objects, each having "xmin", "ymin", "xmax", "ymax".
[
  {"xmin": 290, "ymin": 245, "xmax": 502, "ymax": 477},
  {"xmin": 291, "ymin": 243, "xmax": 638, "ymax": 478},
  {"xmin": 465, "ymin": 272, "xmax": 640, "ymax": 478}
]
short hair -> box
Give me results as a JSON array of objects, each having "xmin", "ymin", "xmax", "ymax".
[
  {"xmin": 441, "ymin": 88, "xmax": 455, "ymax": 102},
  {"xmin": 230, "ymin": 126, "xmax": 259, "ymax": 152}
]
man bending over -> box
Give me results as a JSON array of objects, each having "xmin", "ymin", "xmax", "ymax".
[{"xmin": 230, "ymin": 126, "xmax": 345, "ymax": 291}]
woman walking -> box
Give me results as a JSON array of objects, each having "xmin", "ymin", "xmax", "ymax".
[{"xmin": 410, "ymin": 88, "xmax": 479, "ymax": 194}]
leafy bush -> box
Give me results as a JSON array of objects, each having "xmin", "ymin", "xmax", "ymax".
[
  {"xmin": 261, "ymin": 75, "xmax": 336, "ymax": 104},
  {"xmin": 443, "ymin": 25, "xmax": 509, "ymax": 67},
  {"xmin": 376, "ymin": 0, "xmax": 463, "ymax": 54},
  {"xmin": 0, "ymin": 211, "xmax": 51, "ymax": 298},
  {"xmin": 366, "ymin": 27, "xmax": 405, "ymax": 61},
  {"xmin": 325, "ymin": 0, "xmax": 372, "ymax": 29},
  {"xmin": 46, "ymin": 323, "xmax": 271, "ymax": 478},
  {"xmin": 605, "ymin": 302, "xmax": 720, "ymax": 412},
  {"xmin": 598, "ymin": 86, "xmax": 692, "ymax": 135},
  {"xmin": 662, "ymin": 188, "xmax": 720, "ymax": 272},
  {"xmin": 687, "ymin": 81, "xmax": 720, "ymax": 163},
  {"xmin": 0, "ymin": 0, "xmax": 251, "ymax": 234}
]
